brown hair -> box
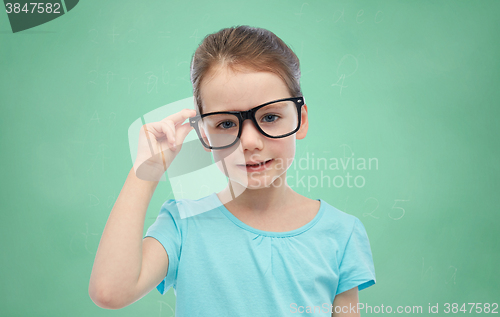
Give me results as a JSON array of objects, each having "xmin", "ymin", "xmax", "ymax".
[{"xmin": 190, "ymin": 25, "xmax": 302, "ymax": 114}]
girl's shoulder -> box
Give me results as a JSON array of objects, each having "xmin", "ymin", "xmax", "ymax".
[
  {"xmin": 160, "ymin": 192, "xmax": 223, "ymax": 219},
  {"xmin": 317, "ymin": 197, "xmax": 361, "ymax": 232},
  {"xmin": 290, "ymin": 192, "xmax": 359, "ymax": 233}
]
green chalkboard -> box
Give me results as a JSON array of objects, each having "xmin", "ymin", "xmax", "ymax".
[{"xmin": 1, "ymin": 0, "xmax": 499, "ymax": 316}]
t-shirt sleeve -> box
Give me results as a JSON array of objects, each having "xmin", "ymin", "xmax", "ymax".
[
  {"xmin": 336, "ymin": 217, "xmax": 376, "ymax": 295},
  {"xmin": 143, "ymin": 199, "xmax": 183, "ymax": 295}
]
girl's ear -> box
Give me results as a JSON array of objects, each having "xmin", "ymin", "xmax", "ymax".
[{"xmin": 296, "ymin": 104, "xmax": 309, "ymax": 140}]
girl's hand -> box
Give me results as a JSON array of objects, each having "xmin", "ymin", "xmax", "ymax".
[{"xmin": 133, "ymin": 108, "xmax": 197, "ymax": 181}]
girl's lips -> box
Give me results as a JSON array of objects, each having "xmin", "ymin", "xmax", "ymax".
[{"xmin": 237, "ymin": 159, "xmax": 273, "ymax": 172}]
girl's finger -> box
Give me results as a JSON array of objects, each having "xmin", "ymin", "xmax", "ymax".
[
  {"xmin": 143, "ymin": 122, "xmax": 165, "ymax": 140},
  {"xmin": 160, "ymin": 121, "xmax": 176, "ymax": 151},
  {"xmin": 141, "ymin": 123, "xmax": 161, "ymax": 157},
  {"xmin": 161, "ymin": 108, "xmax": 197, "ymax": 126},
  {"xmin": 175, "ymin": 122, "xmax": 194, "ymax": 146},
  {"xmin": 164, "ymin": 119, "xmax": 176, "ymax": 144}
]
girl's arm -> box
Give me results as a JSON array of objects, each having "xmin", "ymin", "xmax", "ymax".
[
  {"xmin": 332, "ymin": 286, "xmax": 360, "ymax": 317},
  {"xmin": 88, "ymin": 167, "xmax": 169, "ymax": 309},
  {"xmin": 88, "ymin": 109, "xmax": 195, "ymax": 309}
]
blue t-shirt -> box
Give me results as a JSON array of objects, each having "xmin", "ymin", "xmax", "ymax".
[{"xmin": 144, "ymin": 192, "xmax": 376, "ymax": 316}]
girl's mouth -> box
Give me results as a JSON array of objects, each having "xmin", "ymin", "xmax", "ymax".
[{"xmin": 238, "ymin": 159, "xmax": 273, "ymax": 172}]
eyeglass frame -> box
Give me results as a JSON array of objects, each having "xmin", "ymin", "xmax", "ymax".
[{"xmin": 189, "ymin": 96, "xmax": 306, "ymax": 150}]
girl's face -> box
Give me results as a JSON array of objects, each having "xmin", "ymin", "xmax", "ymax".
[{"xmin": 199, "ymin": 65, "xmax": 309, "ymax": 190}]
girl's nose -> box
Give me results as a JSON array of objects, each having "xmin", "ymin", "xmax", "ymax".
[{"xmin": 239, "ymin": 120, "xmax": 263, "ymax": 150}]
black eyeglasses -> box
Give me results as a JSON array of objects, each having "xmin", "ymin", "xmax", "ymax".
[{"xmin": 189, "ymin": 97, "xmax": 305, "ymax": 150}]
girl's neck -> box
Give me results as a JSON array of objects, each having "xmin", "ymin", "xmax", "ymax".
[
  {"xmin": 216, "ymin": 176, "xmax": 320, "ymax": 233},
  {"xmin": 217, "ymin": 175, "xmax": 298, "ymax": 215}
]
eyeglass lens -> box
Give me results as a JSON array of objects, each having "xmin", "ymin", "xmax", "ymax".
[{"xmin": 196, "ymin": 100, "xmax": 299, "ymax": 148}]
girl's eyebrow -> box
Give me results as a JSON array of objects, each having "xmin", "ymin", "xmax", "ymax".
[
  {"xmin": 204, "ymin": 98, "xmax": 290, "ymax": 114},
  {"xmin": 205, "ymin": 106, "xmax": 250, "ymax": 113}
]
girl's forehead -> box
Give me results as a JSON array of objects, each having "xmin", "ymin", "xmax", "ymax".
[
  {"xmin": 200, "ymin": 68, "xmax": 291, "ymax": 113},
  {"xmin": 201, "ymin": 96, "xmax": 291, "ymax": 113},
  {"xmin": 201, "ymin": 100, "xmax": 255, "ymax": 113}
]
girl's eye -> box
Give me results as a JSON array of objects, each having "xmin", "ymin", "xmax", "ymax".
[
  {"xmin": 262, "ymin": 114, "xmax": 279, "ymax": 123},
  {"xmin": 217, "ymin": 120, "xmax": 237, "ymax": 129}
]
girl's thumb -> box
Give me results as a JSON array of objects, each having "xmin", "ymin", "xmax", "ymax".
[{"xmin": 174, "ymin": 122, "xmax": 194, "ymax": 149}]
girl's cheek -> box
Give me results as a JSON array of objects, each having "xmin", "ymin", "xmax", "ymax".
[{"xmin": 214, "ymin": 148, "xmax": 245, "ymax": 169}]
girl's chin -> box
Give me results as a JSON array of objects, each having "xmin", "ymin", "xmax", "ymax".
[{"xmin": 228, "ymin": 174, "xmax": 283, "ymax": 190}]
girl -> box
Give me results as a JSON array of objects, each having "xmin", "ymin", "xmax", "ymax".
[{"xmin": 89, "ymin": 25, "xmax": 376, "ymax": 316}]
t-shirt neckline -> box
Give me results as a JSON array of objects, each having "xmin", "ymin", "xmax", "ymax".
[{"xmin": 211, "ymin": 192, "xmax": 325, "ymax": 238}]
